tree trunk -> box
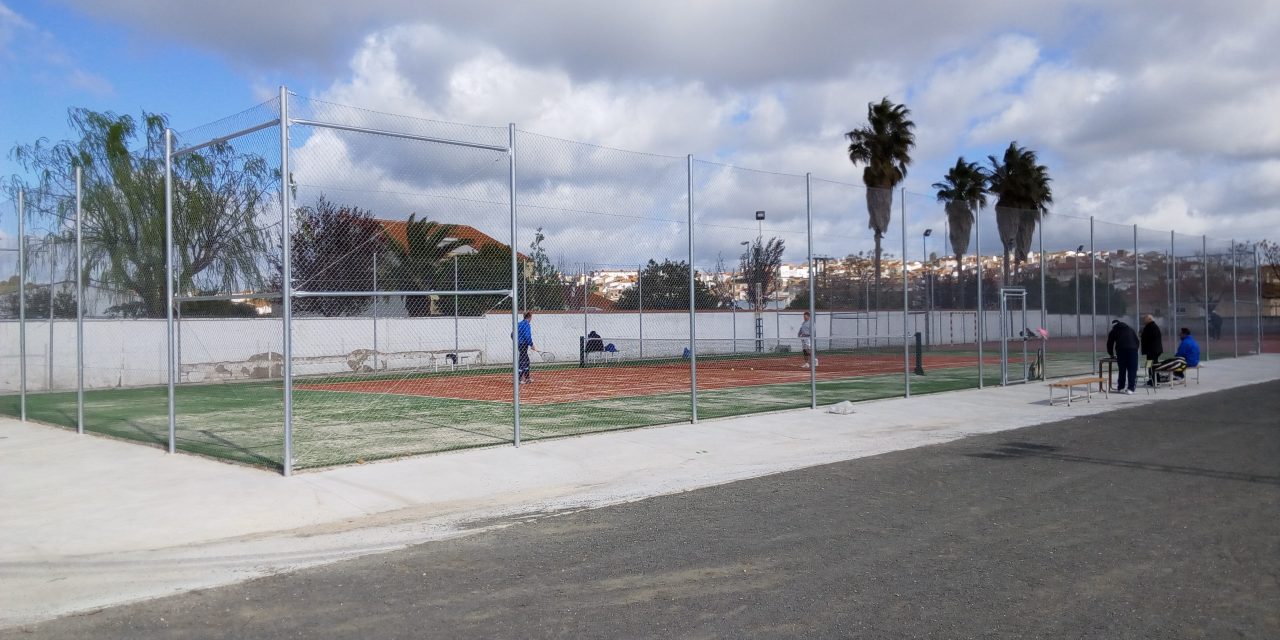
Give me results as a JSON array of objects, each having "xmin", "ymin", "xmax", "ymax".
[
  {"xmin": 995, "ymin": 205, "xmax": 1020, "ymax": 286},
  {"xmin": 873, "ymin": 232, "xmax": 882, "ymax": 310},
  {"xmin": 956, "ymin": 252, "xmax": 965, "ymax": 308},
  {"xmin": 866, "ymin": 188, "xmax": 894, "ymax": 309}
]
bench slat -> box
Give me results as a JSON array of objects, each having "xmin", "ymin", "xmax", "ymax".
[{"xmin": 1049, "ymin": 376, "xmax": 1105, "ymax": 388}]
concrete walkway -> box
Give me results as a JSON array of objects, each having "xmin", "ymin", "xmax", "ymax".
[{"xmin": 3, "ymin": 354, "xmax": 1278, "ymax": 628}]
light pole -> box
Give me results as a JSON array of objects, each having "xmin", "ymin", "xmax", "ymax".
[
  {"xmin": 923, "ymin": 229, "xmax": 933, "ymax": 348},
  {"xmin": 923, "ymin": 229, "xmax": 933, "ymax": 307},
  {"xmin": 751, "ymin": 208, "xmax": 766, "ymax": 353}
]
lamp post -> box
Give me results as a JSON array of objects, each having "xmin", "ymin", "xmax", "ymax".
[
  {"xmin": 750, "ymin": 208, "xmax": 766, "ymax": 353},
  {"xmin": 923, "ymin": 229, "xmax": 933, "ymax": 347},
  {"xmin": 923, "ymin": 228, "xmax": 933, "ymax": 308}
]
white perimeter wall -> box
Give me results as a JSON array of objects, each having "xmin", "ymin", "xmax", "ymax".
[{"xmin": 0, "ymin": 310, "xmax": 1115, "ymax": 392}]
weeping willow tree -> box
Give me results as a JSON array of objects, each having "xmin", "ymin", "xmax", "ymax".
[{"xmin": 7, "ymin": 108, "xmax": 276, "ymax": 317}]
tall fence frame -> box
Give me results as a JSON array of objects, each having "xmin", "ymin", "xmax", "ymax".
[{"xmin": 2, "ymin": 86, "xmax": 1272, "ymax": 475}]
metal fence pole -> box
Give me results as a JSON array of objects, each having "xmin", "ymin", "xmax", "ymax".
[
  {"xmin": 280, "ymin": 86, "xmax": 295, "ymax": 475},
  {"xmin": 1038, "ymin": 221, "xmax": 1046, "ymax": 331},
  {"xmin": 688, "ymin": 154, "xmax": 698, "ymax": 423},
  {"xmin": 509, "ymin": 123, "xmax": 520, "ymax": 446},
  {"xmin": 1232, "ymin": 238, "xmax": 1238, "ymax": 357},
  {"xmin": 458, "ymin": 254, "xmax": 463, "ymax": 355},
  {"xmin": 1170, "ymin": 231, "xmax": 1177, "ymax": 344},
  {"xmin": 1133, "ymin": 224, "xmax": 1140, "ymax": 329},
  {"xmin": 1203, "ymin": 235, "xmax": 1210, "ymax": 360},
  {"xmin": 17, "ymin": 189, "xmax": 26, "ymax": 421},
  {"xmin": 1256, "ymin": 244, "xmax": 1262, "ymax": 354},
  {"xmin": 638, "ymin": 262, "xmax": 644, "ymax": 358},
  {"xmin": 1090, "ymin": 217, "xmax": 1096, "ymax": 362},
  {"xmin": 806, "ymin": 173, "xmax": 816, "ymax": 408},
  {"xmin": 372, "ymin": 252, "xmax": 379, "ymax": 371},
  {"xmin": 976, "ymin": 205, "xmax": 984, "ymax": 388},
  {"xmin": 47, "ymin": 242, "xmax": 54, "ymax": 390},
  {"xmin": 901, "ymin": 189, "xmax": 909, "ymax": 398},
  {"xmin": 582, "ymin": 262, "xmax": 588, "ymax": 343},
  {"xmin": 75, "ymin": 166, "xmax": 84, "ymax": 434},
  {"xmin": 164, "ymin": 130, "xmax": 176, "ymax": 453}
]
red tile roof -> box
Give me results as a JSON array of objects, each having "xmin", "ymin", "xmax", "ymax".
[{"xmin": 376, "ymin": 219, "xmax": 529, "ymax": 261}]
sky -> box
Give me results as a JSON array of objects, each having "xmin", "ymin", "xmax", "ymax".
[{"xmin": 2, "ymin": 0, "xmax": 1278, "ymax": 267}]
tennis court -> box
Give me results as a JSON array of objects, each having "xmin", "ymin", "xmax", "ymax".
[{"xmin": 3, "ymin": 345, "xmax": 1025, "ymax": 470}]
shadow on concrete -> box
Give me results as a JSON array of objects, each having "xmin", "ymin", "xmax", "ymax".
[{"xmin": 969, "ymin": 440, "xmax": 1280, "ymax": 486}]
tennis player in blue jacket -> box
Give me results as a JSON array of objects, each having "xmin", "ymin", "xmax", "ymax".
[{"xmin": 517, "ymin": 312, "xmax": 536, "ymax": 383}]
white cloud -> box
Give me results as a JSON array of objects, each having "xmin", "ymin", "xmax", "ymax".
[{"xmin": 62, "ymin": 0, "xmax": 1280, "ymax": 256}]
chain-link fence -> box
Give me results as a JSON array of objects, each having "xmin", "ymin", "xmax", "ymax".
[{"xmin": 2, "ymin": 89, "xmax": 1272, "ymax": 474}]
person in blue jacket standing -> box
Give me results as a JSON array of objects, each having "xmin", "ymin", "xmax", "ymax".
[{"xmin": 517, "ymin": 311, "xmax": 536, "ymax": 383}]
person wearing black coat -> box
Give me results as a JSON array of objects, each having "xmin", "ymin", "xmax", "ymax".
[
  {"xmin": 1107, "ymin": 319, "xmax": 1140, "ymax": 393},
  {"xmin": 1140, "ymin": 314, "xmax": 1163, "ymax": 386}
]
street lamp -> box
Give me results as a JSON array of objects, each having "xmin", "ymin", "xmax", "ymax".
[
  {"xmin": 923, "ymin": 229, "xmax": 933, "ymax": 347},
  {"xmin": 923, "ymin": 229, "xmax": 934, "ymax": 303}
]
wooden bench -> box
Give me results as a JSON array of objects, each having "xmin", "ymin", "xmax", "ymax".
[{"xmin": 1048, "ymin": 376, "xmax": 1108, "ymax": 406}]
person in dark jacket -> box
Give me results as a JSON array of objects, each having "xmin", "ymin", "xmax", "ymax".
[
  {"xmin": 1139, "ymin": 314, "xmax": 1163, "ymax": 387},
  {"xmin": 1107, "ymin": 319, "xmax": 1141, "ymax": 394}
]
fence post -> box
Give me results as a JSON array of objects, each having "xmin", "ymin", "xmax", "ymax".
[
  {"xmin": 901, "ymin": 188, "xmax": 909, "ymax": 398},
  {"xmin": 806, "ymin": 173, "xmax": 816, "ymax": 409},
  {"xmin": 1256, "ymin": 243, "xmax": 1263, "ymax": 354},
  {"xmin": 638, "ymin": 262, "xmax": 644, "ymax": 358},
  {"xmin": 453, "ymin": 255, "xmax": 459, "ymax": 355},
  {"xmin": 1203, "ymin": 235, "xmax": 1210, "ymax": 360},
  {"xmin": 47, "ymin": 240, "xmax": 54, "ymax": 390},
  {"xmin": 1133, "ymin": 224, "xmax": 1140, "ymax": 329},
  {"xmin": 1232, "ymin": 238, "xmax": 1238, "ymax": 357},
  {"xmin": 1038, "ymin": 220, "xmax": 1046, "ymax": 332},
  {"xmin": 509, "ymin": 123, "xmax": 520, "ymax": 446},
  {"xmin": 164, "ymin": 129, "xmax": 176, "ymax": 453},
  {"xmin": 1090, "ymin": 217, "xmax": 1096, "ymax": 362},
  {"xmin": 17, "ymin": 189, "xmax": 25, "ymax": 421},
  {"xmin": 1170, "ymin": 231, "xmax": 1177, "ymax": 348},
  {"xmin": 75, "ymin": 166, "xmax": 84, "ymax": 434},
  {"xmin": 279, "ymin": 86, "xmax": 294, "ymax": 475},
  {"xmin": 976, "ymin": 203, "xmax": 984, "ymax": 389},
  {"xmin": 688, "ymin": 154, "xmax": 698, "ymax": 423},
  {"xmin": 372, "ymin": 252, "xmax": 379, "ymax": 372}
]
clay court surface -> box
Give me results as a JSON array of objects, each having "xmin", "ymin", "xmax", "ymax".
[{"xmin": 298, "ymin": 352, "xmax": 1005, "ymax": 404}]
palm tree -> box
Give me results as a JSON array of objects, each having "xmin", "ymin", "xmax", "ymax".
[
  {"xmin": 381, "ymin": 215, "xmax": 471, "ymax": 316},
  {"xmin": 846, "ymin": 97, "xmax": 915, "ymax": 307},
  {"xmin": 987, "ymin": 142, "xmax": 1052, "ymax": 284},
  {"xmin": 932, "ymin": 157, "xmax": 988, "ymax": 305}
]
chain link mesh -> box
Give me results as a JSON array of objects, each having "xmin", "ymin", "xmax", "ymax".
[{"xmin": 1, "ymin": 93, "xmax": 1272, "ymax": 472}]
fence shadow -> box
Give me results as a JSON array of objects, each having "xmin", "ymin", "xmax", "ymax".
[{"xmin": 969, "ymin": 440, "xmax": 1280, "ymax": 486}]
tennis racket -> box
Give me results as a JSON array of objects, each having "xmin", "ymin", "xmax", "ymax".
[{"xmin": 539, "ymin": 351, "xmax": 556, "ymax": 362}]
